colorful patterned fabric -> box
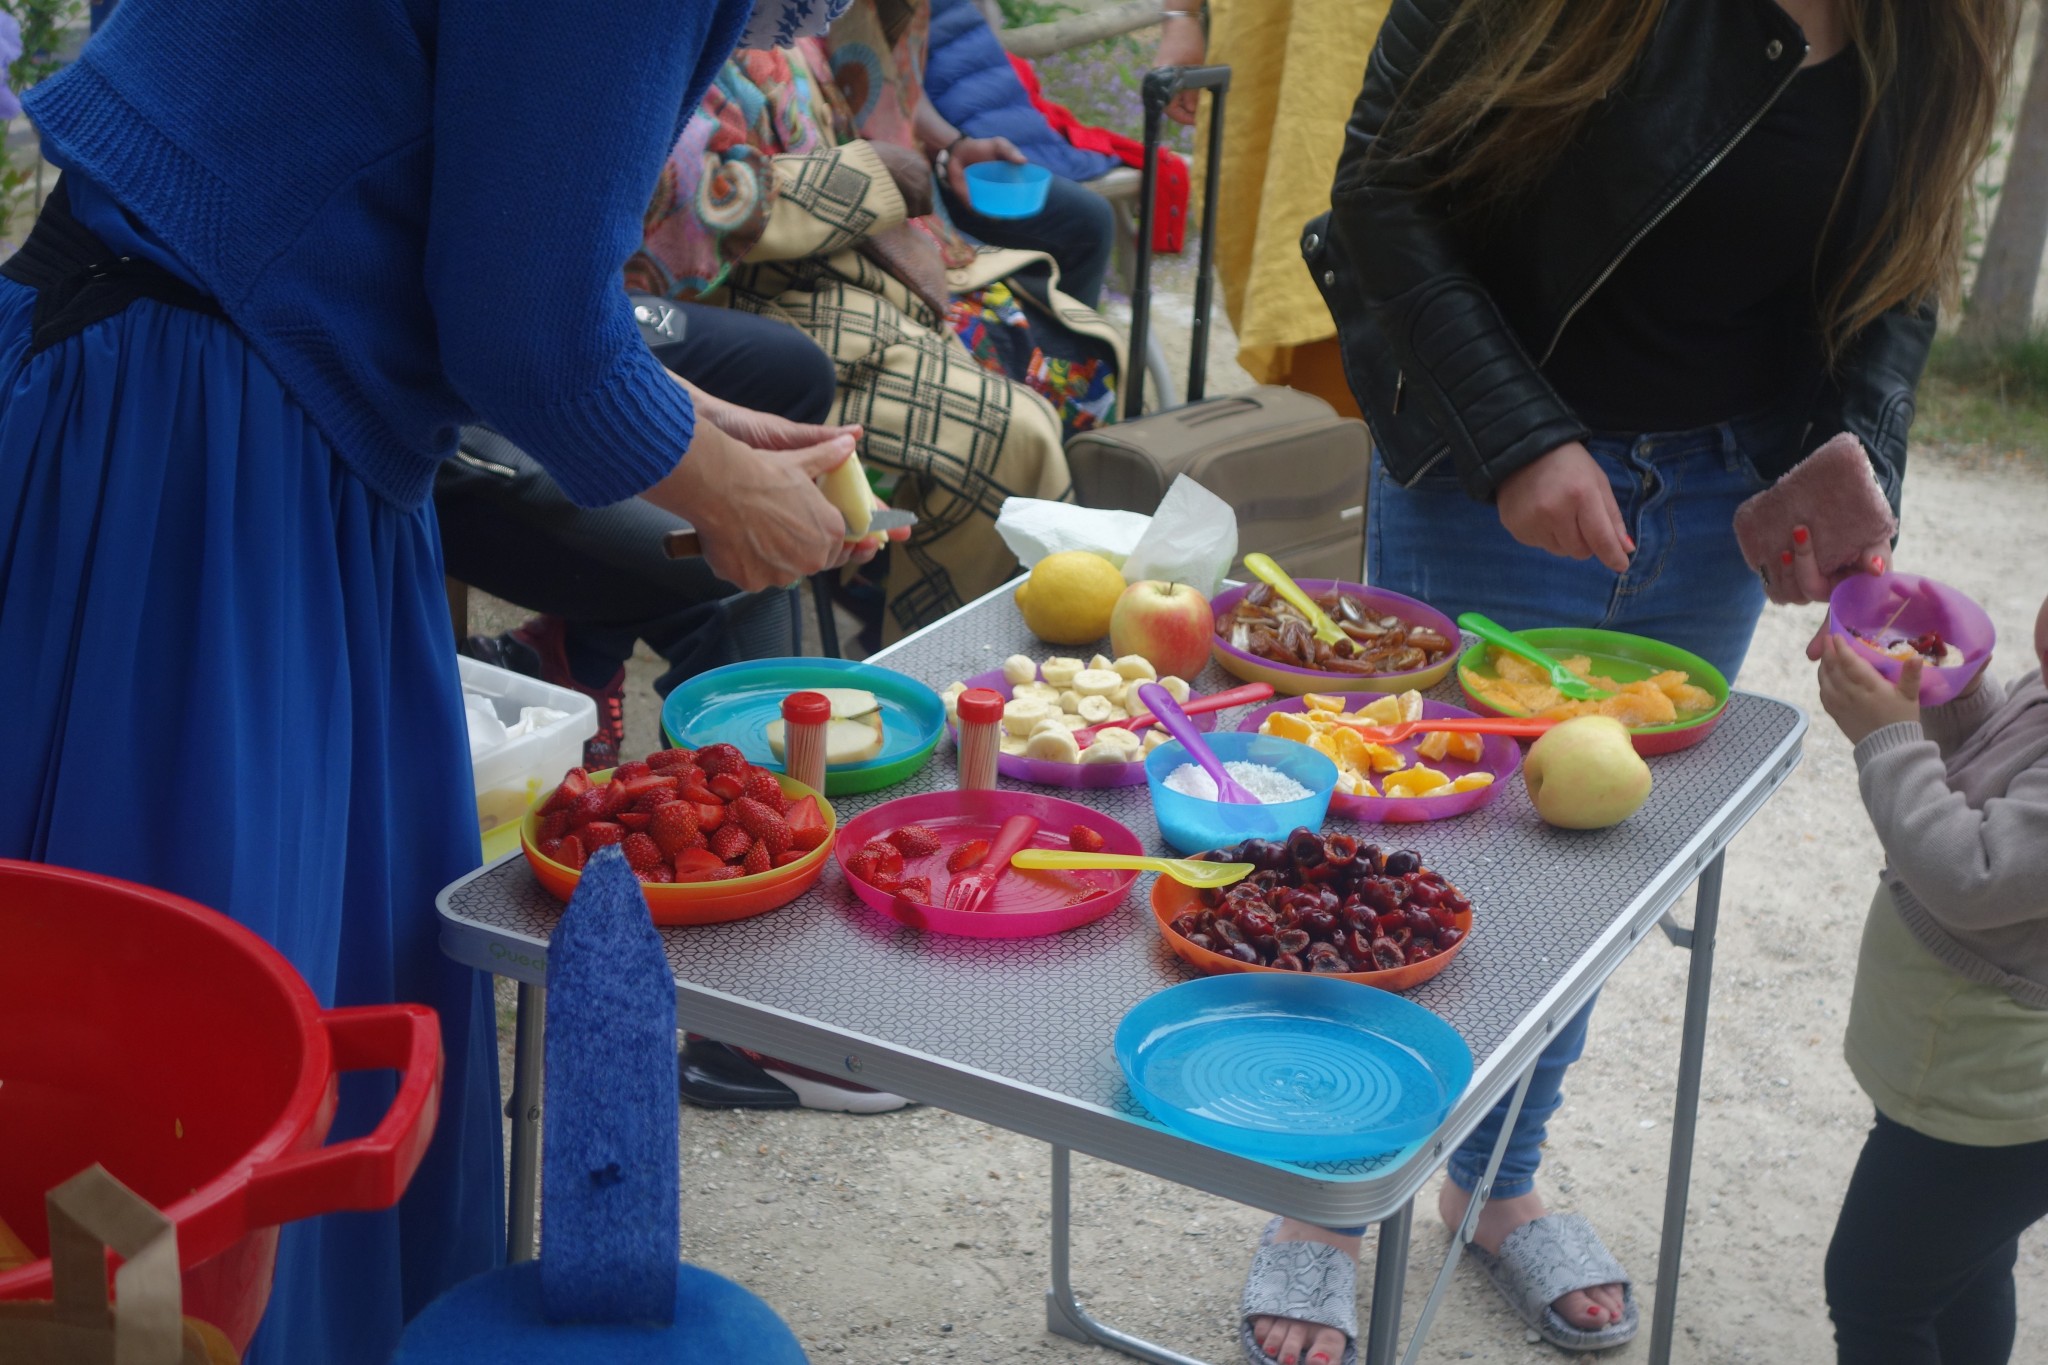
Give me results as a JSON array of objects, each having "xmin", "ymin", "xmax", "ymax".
[
  {"xmin": 948, "ymin": 280, "xmax": 1116, "ymax": 436},
  {"xmin": 739, "ymin": 0, "xmax": 855, "ymax": 50}
]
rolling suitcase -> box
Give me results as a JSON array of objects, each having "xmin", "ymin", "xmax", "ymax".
[{"xmin": 1063, "ymin": 65, "xmax": 1373, "ymax": 583}]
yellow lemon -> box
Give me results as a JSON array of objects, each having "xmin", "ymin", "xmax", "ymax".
[{"xmin": 1016, "ymin": 551, "xmax": 1127, "ymax": 646}]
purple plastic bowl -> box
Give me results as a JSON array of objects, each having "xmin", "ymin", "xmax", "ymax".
[
  {"xmin": 1235, "ymin": 696, "xmax": 1521, "ymax": 824},
  {"xmin": 1828, "ymin": 572, "xmax": 1995, "ymax": 707},
  {"xmin": 946, "ymin": 667, "xmax": 1217, "ymax": 790},
  {"xmin": 1207, "ymin": 580, "xmax": 1460, "ymax": 696}
]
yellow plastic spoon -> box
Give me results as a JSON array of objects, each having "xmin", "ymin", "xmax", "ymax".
[
  {"xmin": 1243, "ymin": 553, "xmax": 1349, "ymax": 649},
  {"xmin": 1010, "ymin": 849, "xmax": 1253, "ymax": 889}
]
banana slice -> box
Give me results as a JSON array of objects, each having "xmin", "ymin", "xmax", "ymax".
[
  {"xmin": 1105, "ymin": 705, "xmax": 1129, "ymax": 722},
  {"xmin": 941, "ymin": 681, "xmax": 969, "ymax": 721},
  {"xmin": 1024, "ymin": 727, "xmax": 1081, "ymax": 762},
  {"xmin": 1029, "ymin": 716, "xmax": 1070, "ymax": 739},
  {"xmin": 1076, "ymin": 695, "xmax": 1114, "ymax": 723},
  {"xmin": 1058, "ymin": 714, "xmax": 1090, "ymax": 732},
  {"xmin": 1056, "ymin": 688, "xmax": 1081, "ymax": 714},
  {"xmin": 1156, "ymin": 676, "xmax": 1191, "ymax": 704},
  {"xmin": 1011, "ymin": 681, "xmax": 1061, "ymax": 705},
  {"xmin": 1001, "ymin": 654, "xmax": 1039, "ymax": 688},
  {"xmin": 1111, "ymin": 655, "xmax": 1157, "ymax": 682},
  {"xmin": 1040, "ymin": 656, "xmax": 1084, "ymax": 688},
  {"xmin": 1073, "ymin": 668, "xmax": 1123, "ymax": 699},
  {"xmin": 1002, "ymin": 697, "xmax": 1051, "ymax": 738},
  {"xmin": 999, "ymin": 734, "xmax": 1030, "ymax": 757},
  {"xmin": 1081, "ymin": 738, "xmax": 1138, "ymax": 764},
  {"xmin": 1092, "ymin": 726, "xmax": 1142, "ymax": 752},
  {"xmin": 1143, "ymin": 728, "xmax": 1171, "ymax": 752},
  {"xmin": 1088, "ymin": 654, "xmax": 1114, "ymax": 673}
]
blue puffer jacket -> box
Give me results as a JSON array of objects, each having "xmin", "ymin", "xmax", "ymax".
[{"xmin": 925, "ymin": 0, "xmax": 1119, "ymax": 183}]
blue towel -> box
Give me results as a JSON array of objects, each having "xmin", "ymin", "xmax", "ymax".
[
  {"xmin": 540, "ymin": 848, "xmax": 680, "ymax": 1325},
  {"xmin": 926, "ymin": 0, "xmax": 1119, "ymax": 184}
]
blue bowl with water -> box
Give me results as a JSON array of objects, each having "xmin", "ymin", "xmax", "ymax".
[
  {"xmin": 1115, "ymin": 973, "xmax": 1473, "ymax": 1162},
  {"xmin": 963, "ymin": 161, "xmax": 1052, "ymax": 219},
  {"xmin": 1144, "ymin": 731, "xmax": 1336, "ymax": 856}
]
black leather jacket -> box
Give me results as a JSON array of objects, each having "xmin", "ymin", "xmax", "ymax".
[{"xmin": 1304, "ymin": 0, "xmax": 1934, "ymax": 509}]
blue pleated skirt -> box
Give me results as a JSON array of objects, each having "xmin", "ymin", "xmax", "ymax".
[{"xmin": 0, "ymin": 276, "xmax": 504, "ymax": 1362}]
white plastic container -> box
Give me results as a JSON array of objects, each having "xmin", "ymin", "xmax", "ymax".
[{"xmin": 458, "ymin": 656, "xmax": 598, "ymax": 861}]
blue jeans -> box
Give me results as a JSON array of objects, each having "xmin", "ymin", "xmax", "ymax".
[{"xmin": 1370, "ymin": 417, "xmax": 1775, "ymax": 1200}]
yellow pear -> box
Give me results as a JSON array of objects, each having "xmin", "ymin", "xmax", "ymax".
[{"xmin": 1522, "ymin": 715, "xmax": 1651, "ymax": 829}]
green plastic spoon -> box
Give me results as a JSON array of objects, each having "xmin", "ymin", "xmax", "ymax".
[{"xmin": 1457, "ymin": 612, "xmax": 1612, "ymax": 701}]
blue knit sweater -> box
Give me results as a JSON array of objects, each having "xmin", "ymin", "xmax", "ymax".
[{"xmin": 24, "ymin": 0, "xmax": 751, "ymax": 511}]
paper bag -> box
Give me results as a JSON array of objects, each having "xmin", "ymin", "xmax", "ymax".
[
  {"xmin": 1121, "ymin": 476, "xmax": 1240, "ymax": 600},
  {"xmin": 994, "ymin": 497, "xmax": 1154, "ymax": 571},
  {"xmin": 0, "ymin": 1165, "xmax": 235, "ymax": 1365}
]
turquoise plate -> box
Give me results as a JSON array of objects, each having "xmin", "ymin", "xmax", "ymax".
[{"xmin": 660, "ymin": 658, "xmax": 944, "ymax": 796}]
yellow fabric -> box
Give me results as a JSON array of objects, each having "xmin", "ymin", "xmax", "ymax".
[
  {"xmin": 1195, "ymin": 0, "xmax": 1392, "ymax": 388},
  {"xmin": 1845, "ymin": 884, "xmax": 2048, "ymax": 1147}
]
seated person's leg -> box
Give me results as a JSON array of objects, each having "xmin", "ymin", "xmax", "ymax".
[{"xmin": 940, "ymin": 172, "xmax": 1117, "ymax": 308}]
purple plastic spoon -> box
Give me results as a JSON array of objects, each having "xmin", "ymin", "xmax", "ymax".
[{"xmin": 1136, "ymin": 682, "xmax": 1260, "ymax": 805}]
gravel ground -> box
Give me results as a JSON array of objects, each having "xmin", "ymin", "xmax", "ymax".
[{"xmin": 469, "ymin": 304, "xmax": 2048, "ymax": 1364}]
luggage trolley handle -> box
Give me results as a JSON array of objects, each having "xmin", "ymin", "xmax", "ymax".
[{"xmin": 1129, "ymin": 63, "xmax": 1231, "ymax": 420}]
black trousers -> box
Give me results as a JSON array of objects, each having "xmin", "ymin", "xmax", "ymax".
[
  {"xmin": 939, "ymin": 172, "xmax": 1116, "ymax": 308},
  {"xmin": 433, "ymin": 303, "xmax": 838, "ymax": 695},
  {"xmin": 1826, "ymin": 1110, "xmax": 2048, "ymax": 1364}
]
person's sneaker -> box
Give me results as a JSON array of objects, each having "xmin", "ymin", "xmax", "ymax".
[
  {"xmin": 504, "ymin": 615, "xmax": 627, "ymax": 766},
  {"xmin": 678, "ymin": 1036, "xmax": 910, "ymax": 1114}
]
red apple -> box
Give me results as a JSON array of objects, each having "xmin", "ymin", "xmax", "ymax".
[{"xmin": 1109, "ymin": 580, "xmax": 1215, "ymax": 681}]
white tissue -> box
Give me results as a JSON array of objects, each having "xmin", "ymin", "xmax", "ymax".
[
  {"xmin": 1120, "ymin": 476, "xmax": 1240, "ymax": 600},
  {"xmin": 464, "ymin": 693, "xmax": 509, "ymax": 759},
  {"xmin": 995, "ymin": 497, "xmax": 1153, "ymax": 570}
]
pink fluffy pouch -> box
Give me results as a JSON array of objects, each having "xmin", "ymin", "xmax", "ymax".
[{"xmin": 1732, "ymin": 432, "xmax": 1898, "ymax": 578}]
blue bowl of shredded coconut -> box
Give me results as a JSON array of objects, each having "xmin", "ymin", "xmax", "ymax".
[{"xmin": 1145, "ymin": 732, "xmax": 1337, "ymax": 855}]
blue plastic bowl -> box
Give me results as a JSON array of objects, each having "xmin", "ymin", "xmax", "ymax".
[
  {"xmin": 1144, "ymin": 732, "xmax": 1337, "ymax": 856},
  {"xmin": 963, "ymin": 161, "xmax": 1052, "ymax": 219}
]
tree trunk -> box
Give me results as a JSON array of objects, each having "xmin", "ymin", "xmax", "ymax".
[
  {"xmin": 1960, "ymin": 1, "xmax": 2048, "ymax": 347},
  {"xmin": 998, "ymin": 0, "xmax": 1162, "ymax": 59}
]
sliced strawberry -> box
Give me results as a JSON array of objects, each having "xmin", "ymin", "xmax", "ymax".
[
  {"xmin": 651, "ymin": 803, "xmax": 705, "ymax": 858},
  {"xmin": 638, "ymin": 864, "xmax": 675, "ymax": 884},
  {"xmin": 773, "ymin": 849, "xmax": 809, "ymax": 867},
  {"xmin": 790, "ymin": 825, "xmax": 831, "ymax": 853},
  {"xmin": 731, "ymin": 796, "xmax": 793, "ymax": 856},
  {"xmin": 742, "ymin": 839, "xmax": 773, "ymax": 876},
  {"xmin": 868, "ymin": 866, "xmax": 905, "ymax": 894},
  {"xmin": 538, "ymin": 837, "xmax": 563, "ymax": 859},
  {"xmin": 598, "ymin": 781, "xmax": 633, "ymax": 818},
  {"xmin": 691, "ymin": 865, "xmax": 745, "ymax": 883},
  {"xmin": 886, "ymin": 824, "xmax": 942, "ymax": 858},
  {"xmin": 696, "ymin": 743, "xmax": 747, "ymax": 777},
  {"xmin": 947, "ymin": 839, "xmax": 991, "ymax": 873},
  {"xmin": 898, "ymin": 875, "xmax": 933, "ymax": 903},
  {"xmin": 645, "ymin": 748, "xmax": 696, "ymax": 773},
  {"xmin": 844, "ymin": 846, "xmax": 880, "ymax": 882},
  {"xmin": 1068, "ymin": 824, "xmax": 1106, "ymax": 853},
  {"xmin": 707, "ymin": 772, "xmax": 746, "ymax": 803},
  {"xmin": 566, "ymin": 787, "xmax": 608, "ymax": 829},
  {"xmin": 859, "ymin": 840, "xmax": 906, "ymax": 876},
  {"xmin": 582, "ymin": 821, "xmax": 626, "ymax": 849},
  {"xmin": 613, "ymin": 760, "xmax": 654, "ymax": 783},
  {"xmin": 785, "ymin": 796, "xmax": 824, "ymax": 835},
  {"xmin": 680, "ymin": 780, "xmax": 722, "ymax": 806},
  {"xmin": 671, "ymin": 847, "xmax": 725, "ymax": 875},
  {"xmin": 538, "ymin": 810, "xmax": 571, "ymax": 844},
  {"xmin": 620, "ymin": 774, "xmax": 680, "ymax": 805},
  {"xmin": 556, "ymin": 834, "xmax": 587, "ymax": 870},
  {"xmin": 743, "ymin": 767, "xmax": 786, "ymax": 806},
  {"xmin": 617, "ymin": 811, "xmax": 653, "ymax": 832},
  {"xmin": 708, "ymin": 822, "xmax": 754, "ymax": 863},
  {"xmin": 621, "ymin": 832, "xmax": 666, "ymax": 874},
  {"xmin": 540, "ymin": 767, "xmax": 592, "ymax": 815},
  {"xmin": 692, "ymin": 800, "xmax": 726, "ymax": 832}
]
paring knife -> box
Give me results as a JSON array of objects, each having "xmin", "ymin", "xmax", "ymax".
[{"xmin": 662, "ymin": 507, "xmax": 918, "ymax": 560}]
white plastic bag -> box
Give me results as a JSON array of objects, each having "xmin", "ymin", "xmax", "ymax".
[{"xmin": 1121, "ymin": 476, "xmax": 1239, "ymax": 600}]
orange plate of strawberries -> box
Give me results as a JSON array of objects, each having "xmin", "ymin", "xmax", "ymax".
[{"xmin": 522, "ymin": 742, "xmax": 838, "ymax": 925}]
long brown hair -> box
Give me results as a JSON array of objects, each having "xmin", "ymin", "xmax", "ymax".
[{"xmin": 1391, "ymin": 0, "xmax": 2020, "ymax": 351}]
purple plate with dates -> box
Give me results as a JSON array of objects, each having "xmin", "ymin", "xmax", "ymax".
[
  {"xmin": 948, "ymin": 667, "xmax": 1217, "ymax": 790},
  {"xmin": 1236, "ymin": 695, "xmax": 1521, "ymax": 823}
]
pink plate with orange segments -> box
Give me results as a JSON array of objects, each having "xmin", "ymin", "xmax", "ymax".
[
  {"xmin": 1236, "ymin": 696, "xmax": 1521, "ymax": 823},
  {"xmin": 833, "ymin": 790, "xmax": 1142, "ymax": 938}
]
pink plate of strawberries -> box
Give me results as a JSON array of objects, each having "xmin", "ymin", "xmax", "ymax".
[{"xmin": 833, "ymin": 790, "xmax": 1143, "ymax": 938}]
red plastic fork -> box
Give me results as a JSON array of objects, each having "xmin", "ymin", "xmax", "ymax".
[{"xmin": 944, "ymin": 814, "xmax": 1041, "ymax": 912}]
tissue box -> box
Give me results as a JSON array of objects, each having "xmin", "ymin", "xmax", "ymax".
[{"xmin": 460, "ymin": 657, "xmax": 598, "ymax": 861}]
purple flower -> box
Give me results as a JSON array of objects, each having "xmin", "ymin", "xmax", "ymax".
[{"xmin": 0, "ymin": 13, "xmax": 20, "ymax": 121}]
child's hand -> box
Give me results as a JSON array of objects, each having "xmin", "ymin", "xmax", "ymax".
[{"xmin": 1818, "ymin": 635, "xmax": 1923, "ymax": 743}]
